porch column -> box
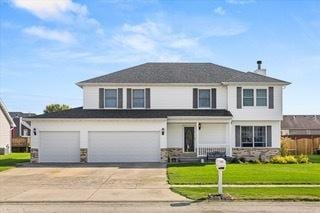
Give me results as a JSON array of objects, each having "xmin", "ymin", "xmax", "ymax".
[
  {"xmin": 196, "ymin": 121, "xmax": 199, "ymax": 156},
  {"xmin": 227, "ymin": 121, "xmax": 232, "ymax": 157}
]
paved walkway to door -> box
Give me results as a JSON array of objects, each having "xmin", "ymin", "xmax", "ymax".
[{"xmin": 0, "ymin": 163, "xmax": 188, "ymax": 202}]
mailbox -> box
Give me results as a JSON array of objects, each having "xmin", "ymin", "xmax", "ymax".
[{"xmin": 215, "ymin": 158, "xmax": 226, "ymax": 171}]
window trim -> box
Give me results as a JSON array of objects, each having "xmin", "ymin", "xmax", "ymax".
[
  {"xmin": 132, "ymin": 88, "xmax": 146, "ymax": 109},
  {"xmin": 240, "ymin": 125, "xmax": 267, "ymax": 148},
  {"xmin": 198, "ymin": 89, "xmax": 211, "ymax": 109},
  {"xmin": 104, "ymin": 89, "xmax": 118, "ymax": 109}
]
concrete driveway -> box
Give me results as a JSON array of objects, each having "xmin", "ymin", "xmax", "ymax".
[{"xmin": 0, "ymin": 163, "xmax": 188, "ymax": 202}]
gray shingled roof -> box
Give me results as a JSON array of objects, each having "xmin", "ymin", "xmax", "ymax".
[
  {"xmin": 77, "ymin": 63, "xmax": 289, "ymax": 85},
  {"xmin": 282, "ymin": 115, "xmax": 320, "ymax": 130},
  {"xmin": 28, "ymin": 107, "xmax": 232, "ymax": 119}
]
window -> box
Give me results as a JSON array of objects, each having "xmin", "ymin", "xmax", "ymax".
[
  {"xmin": 198, "ymin": 89, "xmax": 210, "ymax": 108},
  {"xmin": 241, "ymin": 126, "xmax": 253, "ymax": 147},
  {"xmin": 240, "ymin": 126, "xmax": 267, "ymax": 147},
  {"xmin": 254, "ymin": 126, "xmax": 266, "ymax": 147},
  {"xmin": 243, "ymin": 89, "xmax": 254, "ymax": 106},
  {"xmin": 132, "ymin": 89, "xmax": 145, "ymax": 108},
  {"xmin": 256, "ymin": 89, "xmax": 267, "ymax": 106},
  {"xmin": 105, "ymin": 89, "xmax": 117, "ymax": 108}
]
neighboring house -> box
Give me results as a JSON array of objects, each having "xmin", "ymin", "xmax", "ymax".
[
  {"xmin": 282, "ymin": 115, "xmax": 320, "ymax": 136},
  {"xmin": 9, "ymin": 112, "xmax": 36, "ymax": 152},
  {"xmin": 282, "ymin": 115, "xmax": 320, "ymax": 154},
  {"xmin": 0, "ymin": 100, "xmax": 15, "ymax": 155},
  {"xmin": 27, "ymin": 61, "xmax": 290, "ymax": 163}
]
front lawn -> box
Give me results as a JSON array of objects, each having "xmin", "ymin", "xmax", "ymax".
[
  {"xmin": 168, "ymin": 163, "xmax": 320, "ymax": 185},
  {"xmin": 0, "ymin": 153, "xmax": 30, "ymax": 172},
  {"xmin": 172, "ymin": 187, "xmax": 320, "ymax": 201}
]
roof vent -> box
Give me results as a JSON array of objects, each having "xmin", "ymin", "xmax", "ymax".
[{"xmin": 254, "ymin": 60, "xmax": 267, "ymax": 76}]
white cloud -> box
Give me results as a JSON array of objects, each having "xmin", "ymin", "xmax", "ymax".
[
  {"xmin": 226, "ymin": 0, "xmax": 255, "ymax": 4},
  {"xmin": 23, "ymin": 26, "xmax": 75, "ymax": 43},
  {"xmin": 214, "ymin": 7, "xmax": 226, "ymax": 15},
  {"xmin": 114, "ymin": 20, "xmax": 199, "ymax": 53},
  {"xmin": 12, "ymin": 0, "xmax": 87, "ymax": 21},
  {"xmin": 114, "ymin": 34, "xmax": 155, "ymax": 52}
]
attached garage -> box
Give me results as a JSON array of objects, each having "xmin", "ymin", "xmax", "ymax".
[
  {"xmin": 39, "ymin": 131, "xmax": 80, "ymax": 163},
  {"xmin": 88, "ymin": 131, "xmax": 160, "ymax": 163}
]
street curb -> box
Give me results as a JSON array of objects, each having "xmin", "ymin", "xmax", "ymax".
[{"xmin": 0, "ymin": 200, "xmax": 192, "ymax": 204}]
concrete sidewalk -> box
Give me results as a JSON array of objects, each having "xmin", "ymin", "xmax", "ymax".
[{"xmin": 171, "ymin": 184, "xmax": 320, "ymax": 188}]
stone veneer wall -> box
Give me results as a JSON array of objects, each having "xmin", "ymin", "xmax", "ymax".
[
  {"xmin": 80, "ymin": 148, "xmax": 88, "ymax": 163},
  {"xmin": 160, "ymin": 148, "xmax": 183, "ymax": 162},
  {"xmin": 30, "ymin": 148, "xmax": 39, "ymax": 163},
  {"xmin": 232, "ymin": 148, "xmax": 280, "ymax": 162}
]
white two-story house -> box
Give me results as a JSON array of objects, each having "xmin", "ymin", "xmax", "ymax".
[{"xmin": 28, "ymin": 61, "xmax": 290, "ymax": 163}]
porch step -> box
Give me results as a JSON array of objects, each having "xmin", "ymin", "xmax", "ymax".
[
  {"xmin": 178, "ymin": 157, "xmax": 201, "ymax": 163},
  {"xmin": 180, "ymin": 152, "xmax": 197, "ymax": 158}
]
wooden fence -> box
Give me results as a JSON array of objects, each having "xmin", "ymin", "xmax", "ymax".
[
  {"xmin": 12, "ymin": 137, "xmax": 30, "ymax": 148},
  {"xmin": 282, "ymin": 136, "xmax": 320, "ymax": 155}
]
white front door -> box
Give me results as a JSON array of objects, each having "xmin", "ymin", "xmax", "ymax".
[
  {"xmin": 88, "ymin": 131, "xmax": 160, "ymax": 162},
  {"xmin": 39, "ymin": 131, "xmax": 80, "ymax": 163}
]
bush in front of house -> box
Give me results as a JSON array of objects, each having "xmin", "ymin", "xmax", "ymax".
[
  {"xmin": 270, "ymin": 155, "xmax": 309, "ymax": 164},
  {"xmin": 297, "ymin": 154, "xmax": 309, "ymax": 163}
]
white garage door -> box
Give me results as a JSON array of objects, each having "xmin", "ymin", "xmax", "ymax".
[
  {"xmin": 88, "ymin": 131, "xmax": 160, "ymax": 163},
  {"xmin": 39, "ymin": 131, "xmax": 80, "ymax": 163}
]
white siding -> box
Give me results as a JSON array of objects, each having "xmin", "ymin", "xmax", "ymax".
[
  {"xmin": 31, "ymin": 119, "xmax": 167, "ymax": 149},
  {"xmin": 167, "ymin": 124, "xmax": 185, "ymax": 148},
  {"xmin": 167, "ymin": 123, "xmax": 228, "ymax": 148},
  {"xmin": 0, "ymin": 109, "xmax": 11, "ymax": 153},
  {"xmin": 198, "ymin": 124, "xmax": 227, "ymax": 145},
  {"xmin": 83, "ymin": 85, "xmax": 228, "ymax": 110},
  {"xmin": 227, "ymin": 85, "xmax": 283, "ymax": 120},
  {"xmin": 230, "ymin": 120, "xmax": 281, "ymax": 148}
]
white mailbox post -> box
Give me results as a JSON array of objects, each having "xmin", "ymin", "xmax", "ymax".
[{"xmin": 215, "ymin": 158, "xmax": 226, "ymax": 194}]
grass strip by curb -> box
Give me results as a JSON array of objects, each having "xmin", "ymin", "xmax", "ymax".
[{"xmin": 171, "ymin": 187, "xmax": 320, "ymax": 201}]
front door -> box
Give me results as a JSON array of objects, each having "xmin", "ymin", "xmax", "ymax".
[{"xmin": 184, "ymin": 127, "xmax": 195, "ymax": 152}]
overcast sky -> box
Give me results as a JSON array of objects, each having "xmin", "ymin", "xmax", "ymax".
[{"xmin": 0, "ymin": 0, "xmax": 319, "ymax": 114}]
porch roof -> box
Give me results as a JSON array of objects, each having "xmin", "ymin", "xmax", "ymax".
[{"xmin": 27, "ymin": 107, "xmax": 233, "ymax": 119}]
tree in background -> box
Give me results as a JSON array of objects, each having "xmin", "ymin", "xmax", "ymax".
[{"xmin": 44, "ymin": 104, "xmax": 70, "ymax": 114}]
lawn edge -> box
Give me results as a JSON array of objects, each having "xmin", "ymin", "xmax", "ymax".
[{"xmin": 170, "ymin": 187, "xmax": 320, "ymax": 202}]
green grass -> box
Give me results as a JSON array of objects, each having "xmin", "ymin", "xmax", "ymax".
[
  {"xmin": 0, "ymin": 153, "xmax": 30, "ymax": 172},
  {"xmin": 168, "ymin": 163, "xmax": 320, "ymax": 185},
  {"xmin": 309, "ymin": 155, "xmax": 320, "ymax": 163},
  {"xmin": 172, "ymin": 187, "xmax": 320, "ymax": 201}
]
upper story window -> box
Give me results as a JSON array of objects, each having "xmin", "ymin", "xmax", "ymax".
[
  {"xmin": 241, "ymin": 126, "xmax": 266, "ymax": 147},
  {"xmin": 243, "ymin": 89, "xmax": 254, "ymax": 106},
  {"xmin": 105, "ymin": 89, "xmax": 117, "ymax": 108},
  {"xmin": 198, "ymin": 89, "xmax": 210, "ymax": 108},
  {"xmin": 132, "ymin": 89, "xmax": 145, "ymax": 108},
  {"xmin": 256, "ymin": 89, "xmax": 267, "ymax": 106}
]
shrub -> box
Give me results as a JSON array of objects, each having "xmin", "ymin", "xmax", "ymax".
[
  {"xmin": 271, "ymin": 155, "xmax": 287, "ymax": 164},
  {"xmin": 284, "ymin": 155, "xmax": 298, "ymax": 164},
  {"xmin": 239, "ymin": 157, "xmax": 246, "ymax": 163},
  {"xmin": 229, "ymin": 157, "xmax": 241, "ymax": 164},
  {"xmin": 297, "ymin": 155, "xmax": 309, "ymax": 164},
  {"xmin": 280, "ymin": 137, "xmax": 290, "ymax": 156}
]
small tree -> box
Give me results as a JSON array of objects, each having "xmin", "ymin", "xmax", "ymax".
[
  {"xmin": 44, "ymin": 104, "xmax": 70, "ymax": 113},
  {"xmin": 280, "ymin": 137, "xmax": 290, "ymax": 156}
]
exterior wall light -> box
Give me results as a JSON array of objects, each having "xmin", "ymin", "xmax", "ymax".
[
  {"xmin": 198, "ymin": 123, "xmax": 201, "ymax": 130},
  {"xmin": 161, "ymin": 128, "xmax": 165, "ymax": 135},
  {"xmin": 33, "ymin": 128, "xmax": 37, "ymax": 136}
]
